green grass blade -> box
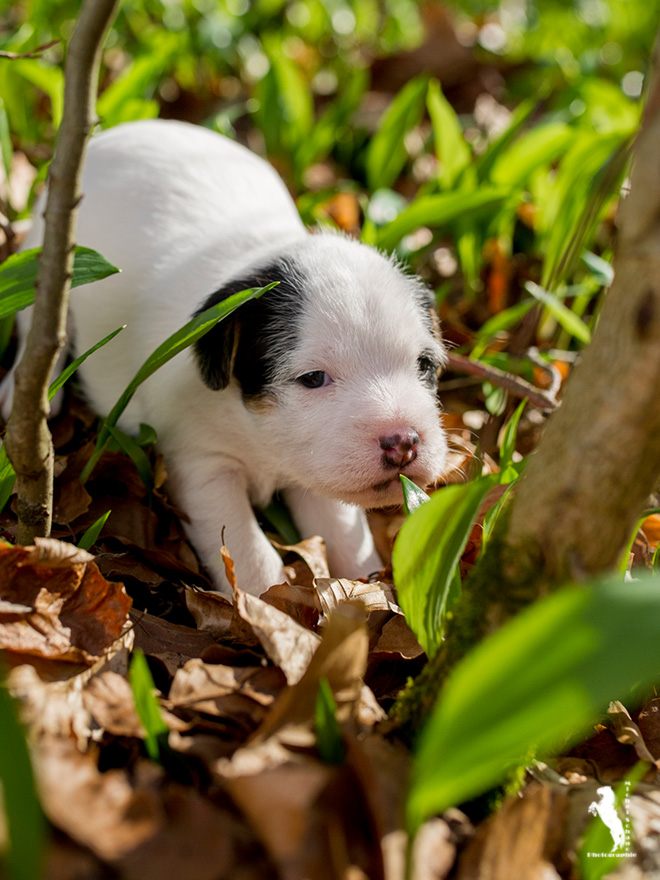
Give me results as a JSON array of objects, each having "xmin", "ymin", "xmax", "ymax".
[
  {"xmin": 106, "ymin": 425, "xmax": 153, "ymax": 491},
  {"xmin": 80, "ymin": 283, "xmax": 275, "ymax": 484},
  {"xmin": 498, "ymin": 400, "xmax": 526, "ymax": 474},
  {"xmin": 366, "ymin": 75, "xmax": 428, "ymax": 192},
  {"xmin": 427, "ymin": 79, "xmax": 471, "ymax": 190},
  {"xmin": 77, "ymin": 509, "xmax": 112, "ymax": 551},
  {"xmin": 526, "ymin": 281, "xmax": 591, "ymax": 345},
  {"xmin": 407, "ymin": 573, "xmax": 660, "ymax": 832},
  {"xmin": 0, "ymin": 246, "xmax": 120, "ymax": 319},
  {"xmin": 315, "ymin": 678, "xmax": 345, "ymax": 765},
  {"xmin": 0, "ymin": 677, "xmax": 46, "ymax": 880},
  {"xmin": 0, "ymin": 444, "xmax": 16, "ymax": 513},
  {"xmin": 393, "ymin": 474, "xmax": 499, "ymax": 656},
  {"xmin": 49, "ymin": 325, "xmax": 125, "ymax": 401},
  {"xmin": 129, "ymin": 649, "xmax": 169, "ymax": 762},
  {"xmin": 374, "ymin": 187, "xmax": 510, "ymax": 251}
]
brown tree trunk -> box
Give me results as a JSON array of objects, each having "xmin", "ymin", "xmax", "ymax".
[
  {"xmin": 4, "ymin": 0, "xmax": 120, "ymax": 544},
  {"xmin": 394, "ymin": 30, "xmax": 660, "ymax": 736}
]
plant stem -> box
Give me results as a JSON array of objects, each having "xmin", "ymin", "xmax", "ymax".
[{"xmin": 4, "ymin": 0, "xmax": 120, "ymax": 544}]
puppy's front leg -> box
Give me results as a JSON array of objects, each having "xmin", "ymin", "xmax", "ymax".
[
  {"xmin": 283, "ymin": 486, "xmax": 383, "ymax": 581},
  {"xmin": 168, "ymin": 459, "xmax": 287, "ymax": 596}
]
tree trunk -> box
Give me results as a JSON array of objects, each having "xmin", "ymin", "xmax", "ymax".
[
  {"xmin": 4, "ymin": 0, "xmax": 120, "ymax": 544},
  {"xmin": 394, "ymin": 30, "xmax": 660, "ymax": 737}
]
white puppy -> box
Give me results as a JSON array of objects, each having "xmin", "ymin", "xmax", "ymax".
[{"xmin": 1, "ymin": 119, "xmax": 448, "ymax": 596}]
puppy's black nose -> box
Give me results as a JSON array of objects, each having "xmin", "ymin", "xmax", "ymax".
[{"xmin": 380, "ymin": 430, "xmax": 419, "ymax": 468}]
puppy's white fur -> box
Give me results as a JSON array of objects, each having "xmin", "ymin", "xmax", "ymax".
[{"xmin": 1, "ymin": 120, "xmax": 448, "ymax": 596}]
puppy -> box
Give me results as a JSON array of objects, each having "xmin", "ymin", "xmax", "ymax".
[{"xmin": 1, "ymin": 119, "xmax": 448, "ymax": 596}]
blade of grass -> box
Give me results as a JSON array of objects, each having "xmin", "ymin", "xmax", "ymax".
[
  {"xmin": 77, "ymin": 509, "xmax": 111, "ymax": 551},
  {"xmin": 80, "ymin": 283, "xmax": 275, "ymax": 484},
  {"xmin": 129, "ymin": 648, "xmax": 169, "ymax": 762}
]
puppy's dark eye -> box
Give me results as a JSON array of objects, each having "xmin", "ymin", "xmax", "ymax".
[
  {"xmin": 417, "ymin": 355, "xmax": 438, "ymax": 386},
  {"xmin": 297, "ymin": 370, "xmax": 331, "ymax": 389}
]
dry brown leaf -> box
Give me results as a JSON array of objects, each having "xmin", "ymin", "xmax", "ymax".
[
  {"xmin": 372, "ymin": 614, "xmax": 424, "ymax": 659},
  {"xmin": 168, "ymin": 657, "xmax": 285, "ymax": 730},
  {"xmin": 608, "ymin": 700, "xmax": 660, "ymax": 766},
  {"xmin": 0, "ymin": 538, "xmax": 131, "ymax": 664},
  {"xmin": 271, "ymin": 535, "xmax": 331, "ymax": 580},
  {"xmin": 260, "ymin": 580, "xmax": 321, "ymax": 630},
  {"xmin": 455, "ymin": 782, "xmax": 567, "ymax": 880},
  {"xmin": 637, "ymin": 698, "xmax": 660, "ymax": 764},
  {"xmin": 252, "ymin": 603, "xmax": 384, "ymax": 745},
  {"xmin": 315, "ymin": 577, "xmax": 400, "ymax": 617},
  {"xmin": 130, "ymin": 610, "xmax": 220, "ymax": 677},
  {"xmin": 184, "ymin": 585, "xmax": 237, "ymax": 640},
  {"xmin": 82, "ymin": 670, "xmax": 144, "ymax": 738},
  {"xmin": 234, "ymin": 586, "xmax": 321, "ymax": 683}
]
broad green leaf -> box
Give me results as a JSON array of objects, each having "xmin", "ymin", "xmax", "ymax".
[
  {"xmin": 0, "ymin": 674, "xmax": 46, "ymax": 880},
  {"xmin": 80, "ymin": 283, "xmax": 275, "ymax": 483},
  {"xmin": 490, "ymin": 122, "xmax": 574, "ymax": 187},
  {"xmin": 526, "ymin": 281, "xmax": 591, "ymax": 345},
  {"xmin": 407, "ymin": 574, "xmax": 660, "ymax": 831},
  {"xmin": 366, "ymin": 75, "xmax": 428, "ymax": 192},
  {"xmin": 374, "ymin": 187, "xmax": 511, "ymax": 251},
  {"xmin": 77, "ymin": 509, "xmax": 111, "ymax": 552},
  {"xmin": 393, "ymin": 474, "xmax": 499, "ymax": 656},
  {"xmin": 0, "ymin": 445, "xmax": 15, "ymax": 513},
  {"xmin": 401, "ymin": 474, "xmax": 430, "ymax": 515},
  {"xmin": 427, "ymin": 79, "xmax": 471, "ymax": 190},
  {"xmin": 0, "ymin": 246, "xmax": 120, "ymax": 319},
  {"xmin": 315, "ymin": 678, "xmax": 344, "ymax": 765},
  {"xmin": 129, "ymin": 649, "xmax": 169, "ymax": 762},
  {"xmin": 106, "ymin": 425, "xmax": 153, "ymax": 492}
]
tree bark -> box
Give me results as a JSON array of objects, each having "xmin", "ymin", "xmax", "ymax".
[
  {"xmin": 5, "ymin": 0, "xmax": 120, "ymax": 544},
  {"xmin": 393, "ymin": 29, "xmax": 660, "ymax": 737}
]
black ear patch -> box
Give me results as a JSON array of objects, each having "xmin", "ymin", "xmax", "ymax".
[{"xmin": 193, "ymin": 259, "xmax": 306, "ymax": 398}]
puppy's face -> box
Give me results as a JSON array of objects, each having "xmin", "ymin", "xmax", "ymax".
[{"xmin": 194, "ymin": 235, "xmax": 448, "ymax": 506}]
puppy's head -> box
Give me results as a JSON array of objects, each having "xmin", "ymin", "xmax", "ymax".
[{"xmin": 194, "ymin": 234, "xmax": 448, "ymax": 506}]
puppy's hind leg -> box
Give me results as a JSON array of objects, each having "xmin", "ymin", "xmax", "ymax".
[{"xmin": 283, "ymin": 486, "xmax": 383, "ymax": 582}]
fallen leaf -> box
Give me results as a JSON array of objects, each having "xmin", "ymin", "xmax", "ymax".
[
  {"xmin": 0, "ymin": 538, "xmax": 131, "ymax": 664},
  {"xmin": 607, "ymin": 700, "xmax": 660, "ymax": 766}
]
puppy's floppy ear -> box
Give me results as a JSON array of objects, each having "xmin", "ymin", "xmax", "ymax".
[
  {"xmin": 193, "ymin": 260, "xmax": 304, "ymax": 395},
  {"xmin": 194, "ymin": 295, "xmax": 243, "ymax": 391}
]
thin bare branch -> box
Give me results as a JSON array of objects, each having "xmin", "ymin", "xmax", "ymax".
[{"xmin": 4, "ymin": 0, "xmax": 119, "ymax": 544}]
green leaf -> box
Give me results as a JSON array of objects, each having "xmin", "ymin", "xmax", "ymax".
[
  {"xmin": 0, "ymin": 246, "xmax": 120, "ymax": 320},
  {"xmin": 12, "ymin": 59, "xmax": 64, "ymax": 128},
  {"xmin": 49, "ymin": 325, "xmax": 125, "ymax": 401},
  {"xmin": 401, "ymin": 474, "xmax": 431, "ymax": 515},
  {"xmin": 129, "ymin": 649, "xmax": 169, "ymax": 762},
  {"xmin": 490, "ymin": 122, "xmax": 574, "ymax": 188},
  {"xmin": 366, "ymin": 75, "xmax": 428, "ymax": 192},
  {"xmin": 315, "ymin": 678, "xmax": 345, "ymax": 765},
  {"xmin": 526, "ymin": 281, "xmax": 591, "ymax": 345},
  {"xmin": 498, "ymin": 400, "xmax": 526, "ymax": 475},
  {"xmin": 259, "ymin": 494, "xmax": 301, "ymax": 546},
  {"xmin": 77, "ymin": 509, "xmax": 111, "ymax": 552},
  {"xmin": 392, "ymin": 474, "xmax": 499, "ymax": 656},
  {"xmin": 427, "ymin": 79, "xmax": 471, "ymax": 190},
  {"xmin": 407, "ymin": 573, "xmax": 660, "ymax": 831},
  {"xmin": 471, "ymin": 300, "xmax": 536, "ymax": 360},
  {"xmin": 374, "ymin": 187, "xmax": 511, "ymax": 251},
  {"xmin": 80, "ymin": 283, "xmax": 275, "ymax": 483},
  {"xmin": 0, "ymin": 444, "xmax": 16, "ymax": 513},
  {"xmin": 106, "ymin": 425, "xmax": 153, "ymax": 492},
  {"xmin": 0, "ymin": 97, "xmax": 13, "ymax": 184},
  {"xmin": 0, "ymin": 674, "xmax": 46, "ymax": 880},
  {"xmin": 475, "ymin": 97, "xmax": 537, "ymax": 183}
]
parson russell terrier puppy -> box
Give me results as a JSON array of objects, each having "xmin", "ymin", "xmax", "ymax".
[{"xmin": 0, "ymin": 119, "xmax": 449, "ymax": 596}]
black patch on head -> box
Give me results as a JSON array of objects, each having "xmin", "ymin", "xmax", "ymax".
[{"xmin": 193, "ymin": 258, "xmax": 305, "ymax": 398}]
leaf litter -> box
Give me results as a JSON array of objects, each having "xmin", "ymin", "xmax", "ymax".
[{"xmin": 2, "ymin": 388, "xmax": 660, "ymax": 878}]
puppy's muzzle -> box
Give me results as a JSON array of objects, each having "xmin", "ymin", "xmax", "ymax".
[{"xmin": 380, "ymin": 430, "xmax": 419, "ymax": 469}]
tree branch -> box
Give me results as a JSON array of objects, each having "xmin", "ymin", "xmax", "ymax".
[{"xmin": 4, "ymin": 0, "xmax": 120, "ymax": 544}]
